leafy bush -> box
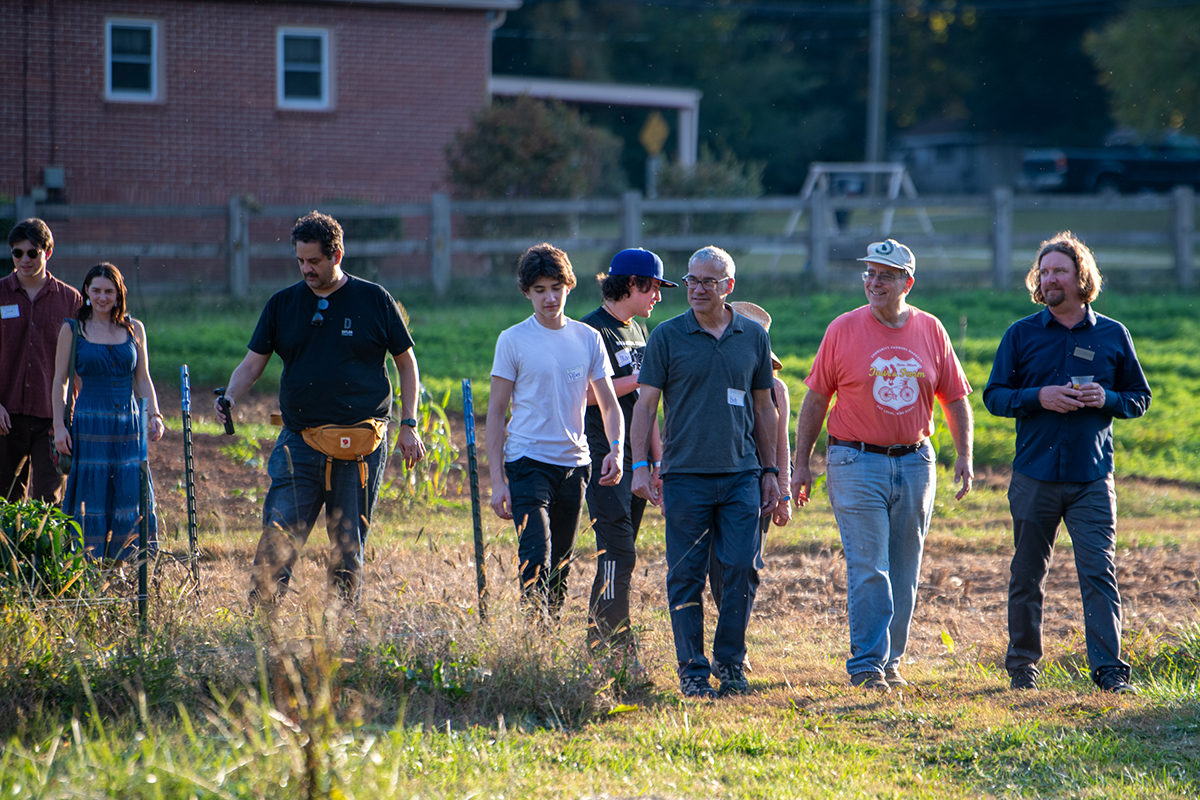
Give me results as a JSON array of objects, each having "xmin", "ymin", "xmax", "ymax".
[
  {"xmin": 0, "ymin": 498, "xmax": 93, "ymax": 600},
  {"xmin": 650, "ymin": 147, "xmax": 764, "ymax": 237},
  {"xmin": 447, "ymin": 95, "xmax": 626, "ymax": 200}
]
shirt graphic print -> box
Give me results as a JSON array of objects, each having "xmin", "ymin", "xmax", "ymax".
[{"xmin": 870, "ymin": 348, "xmax": 924, "ymax": 412}]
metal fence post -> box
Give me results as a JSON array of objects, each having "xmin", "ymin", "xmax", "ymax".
[
  {"xmin": 809, "ymin": 191, "xmax": 829, "ymax": 287},
  {"xmin": 227, "ymin": 194, "xmax": 250, "ymax": 298},
  {"xmin": 1174, "ymin": 185, "xmax": 1194, "ymax": 291},
  {"xmin": 431, "ymin": 193, "xmax": 452, "ymax": 298},
  {"xmin": 15, "ymin": 195, "xmax": 36, "ymax": 221},
  {"xmin": 622, "ymin": 190, "xmax": 643, "ymax": 249},
  {"xmin": 992, "ymin": 186, "xmax": 1013, "ymax": 290}
]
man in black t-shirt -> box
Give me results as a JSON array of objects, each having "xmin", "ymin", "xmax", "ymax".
[
  {"xmin": 581, "ymin": 248, "xmax": 676, "ymax": 656},
  {"xmin": 216, "ymin": 212, "xmax": 426, "ymax": 604}
]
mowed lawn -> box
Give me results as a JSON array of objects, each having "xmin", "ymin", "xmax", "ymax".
[{"xmin": 2, "ymin": 279, "xmax": 1199, "ymax": 798}]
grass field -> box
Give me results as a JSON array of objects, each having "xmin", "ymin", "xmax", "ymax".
[
  {"xmin": 3, "ymin": 283, "xmax": 1198, "ymax": 798},
  {"xmin": 144, "ymin": 278, "xmax": 1200, "ymax": 482}
]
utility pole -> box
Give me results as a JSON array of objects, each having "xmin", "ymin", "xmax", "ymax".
[{"xmin": 866, "ymin": 0, "xmax": 890, "ymax": 193}]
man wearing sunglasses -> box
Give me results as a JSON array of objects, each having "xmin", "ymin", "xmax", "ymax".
[
  {"xmin": 1, "ymin": 219, "xmax": 82, "ymax": 502},
  {"xmin": 631, "ymin": 246, "xmax": 780, "ymax": 700},
  {"xmin": 216, "ymin": 211, "xmax": 425, "ymax": 605}
]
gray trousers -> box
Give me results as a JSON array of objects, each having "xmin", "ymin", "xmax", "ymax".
[{"xmin": 1006, "ymin": 471, "xmax": 1130, "ymax": 684}]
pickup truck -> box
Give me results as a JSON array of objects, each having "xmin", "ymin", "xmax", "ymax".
[{"xmin": 1020, "ymin": 140, "xmax": 1200, "ymax": 194}]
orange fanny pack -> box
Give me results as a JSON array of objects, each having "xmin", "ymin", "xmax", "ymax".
[{"xmin": 301, "ymin": 419, "xmax": 389, "ymax": 490}]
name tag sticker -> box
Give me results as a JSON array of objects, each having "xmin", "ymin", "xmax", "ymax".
[
  {"xmin": 1074, "ymin": 347, "xmax": 1095, "ymax": 361},
  {"xmin": 615, "ymin": 348, "xmax": 633, "ymax": 367},
  {"xmin": 0, "ymin": 305, "xmax": 18, "ymax": 320},
  {"xmin": 727, "ymin": 388, "xmax": 746, "ymax": 407},
  {"xmin": 566, "ymin": 364, "xmax": 585, "ymax": 383}
]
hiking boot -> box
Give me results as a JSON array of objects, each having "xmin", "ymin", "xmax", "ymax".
[
  {"xmin": 884, "ymin": 667, "xmax": 908, "ymax": 687},
  {"xmin": 714, "ymin": 661, "xmax": 750, "ymax": 697},
  {"xmin": 850, "ymin": 671, "xmax": 891, "ymax": 692},
  {"xmin": 1010, "ymin": 669, "xmax": 1039, "ymax": 691},
  {"xmin": 1097, "ymin": 671, "xmax": 1139, "ymax": 695},
  {"xmin": 680, "ymin": 674, "xmax": 718, "ymax": 700}
]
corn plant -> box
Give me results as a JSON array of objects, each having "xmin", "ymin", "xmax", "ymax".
[
  {"xmin": 0, "ymin": 498, "xmax": 95, "ymax": 601},
  {"xmin": 390, "ymin": 385, "xmax": 461, "ymax": 506}
]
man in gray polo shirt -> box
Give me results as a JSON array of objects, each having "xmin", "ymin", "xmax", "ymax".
[{"xmin": 631, "ymin": 246, "xmax": 780, "ymax": 699}]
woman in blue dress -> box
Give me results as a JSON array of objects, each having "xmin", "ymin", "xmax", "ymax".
[{"xmin": 51, "ymin": 263, "xmax": 165, "ymax": 560}]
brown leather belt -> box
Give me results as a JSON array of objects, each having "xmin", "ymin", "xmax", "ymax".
[{"xmin": 827, "ymin": 435, "xmax": 924, "ymax": 457}]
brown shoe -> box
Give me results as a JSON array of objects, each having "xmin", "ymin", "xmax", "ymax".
[{"xmin": 850, "ymin": 671, "xmax": 891, "ymax": 692}]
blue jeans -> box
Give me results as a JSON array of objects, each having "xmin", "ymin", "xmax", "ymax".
[
  {"xmin": 252, "ymin": 427, "xmax": 388, "ymax": 601},
  {"xmin": 826, "ymin": 442, "xmax": 936, "ymax": 677},
  {"xmin": 662, "ymin": 471, "xmax": 761, "ymax": 681},
  {"xmin": 1006, "ymin": 471, "xmax": 1128, "ymax": 685}
]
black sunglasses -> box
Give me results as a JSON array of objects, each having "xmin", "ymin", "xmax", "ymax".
[
  {"xmin": 311, "ymin": 297, "xmax": 330, "ymax": 327},
  {"xmin": 11, "ymin": 248, "xmax": 43, "ymax": 260}
]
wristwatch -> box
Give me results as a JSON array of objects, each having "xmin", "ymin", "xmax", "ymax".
[
  {"xmin": 400, "ymin": 418, "xmax": 418, "ymax": 428},
  {"xmin": 761, "ymin": 466, "xmax": 779, "ymax": 476}
]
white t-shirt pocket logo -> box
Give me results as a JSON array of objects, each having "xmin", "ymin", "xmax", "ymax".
[
  {"xmin": 566, "ymin": 364, "xmax": 585, "ymax": 383},
  {"xmin": 727, "ymin": 388, "xmax": 745, "ymax": 407}
]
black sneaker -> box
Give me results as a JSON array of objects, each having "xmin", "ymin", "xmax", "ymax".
[
  {"xmin": 680, "ymin": 674, "xmax": 718, "ymax": 700},
  {"xmin": 1097, "ymin": 671, "xmax": 1139, "ymax": 694},
  {"xmin": 714, "ymin": 661, "xmax": 750, "ymax": 696},
  {"xmin": 884, "ymin": 667, "xmax": 908, "ymax": 687},
  {"xmin": 1010, "ymin": 669, "xmax": 1039, "ymax": 691},
  {"xmin": 850, "ymin": 671, "xmax": 891, "ymax": 692}
]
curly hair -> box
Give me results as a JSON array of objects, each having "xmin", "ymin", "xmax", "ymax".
[
  {"xmin": 8, "ymin": 218, "xmax": 54, "ymax": 251},
  {"xmin": 517, "ymin": 243, "xmax": 577, "ymax": 293},
  {"xmin": 595, "ymin": 272, "xmax": 657, "ymax": 302},
  {"xmin": 78, "ymin": 263, "xmax": 136, "ymax": 338},
  {"xmin": 1025, "ymin": 231, "xmax": 1103, "ymax": 305},
  {"xmin": 290, "ymin": 211, "xmax": 344, "ymax": 259}
]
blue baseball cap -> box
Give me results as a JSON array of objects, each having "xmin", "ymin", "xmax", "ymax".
[{"xmin": 609, "ymin": 248, "xmax": 678, "ymax": 287}]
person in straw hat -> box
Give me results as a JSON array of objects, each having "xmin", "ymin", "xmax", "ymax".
[{"xmin": 707, "ymin": 300, "xmax": 792, "ymax": 674}]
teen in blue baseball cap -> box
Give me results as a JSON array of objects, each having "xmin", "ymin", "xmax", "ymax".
[
  {"xmin": 577, "ymin": 247, "xmax": 674, "ymax": 667},
  {"xmin": 608, "ymin": 248, "xmax": 679, "ymax": 287}
]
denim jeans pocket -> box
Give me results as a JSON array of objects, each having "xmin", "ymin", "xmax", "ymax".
[
  {"xmin": 826, "ymin": 445, "xmax": 861, "ymax": 467},
  {"xmin": 916, "ymin": 442, "xmax": 936, "ymax": 463}
]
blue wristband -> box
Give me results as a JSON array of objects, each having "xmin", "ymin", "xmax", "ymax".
[
  {"xmin": 611, "ymin": 440, "xmax": 622, "ymax": 449},
  {"xmin": 632, "ymin": 460, "xmax": 650, "ymax": 470}
]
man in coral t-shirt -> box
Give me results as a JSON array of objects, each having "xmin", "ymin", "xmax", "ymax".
[{"xmin": 792, "ymin": 239, "xmax": 974, "ymax": 693}]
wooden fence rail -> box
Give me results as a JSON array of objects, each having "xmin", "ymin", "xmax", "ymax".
[{"xmin": 4, "ymin": 186, "xmax": 1196, "ymax": 295}]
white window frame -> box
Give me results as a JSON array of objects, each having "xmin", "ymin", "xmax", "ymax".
[
  {"xmin": 105, "ymin": 18, "xmax": 159, "ymax": 102},
  {"xmin": 277, "ymin": 28, "xmax": 332, "ymax": 110}
]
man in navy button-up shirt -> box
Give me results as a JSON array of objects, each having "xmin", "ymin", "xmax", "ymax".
[{"xmin": 984, "ymin": 231, "xmax": 1150, "ymax": 694}]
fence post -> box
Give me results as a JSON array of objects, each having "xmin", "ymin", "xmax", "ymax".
[
  {"xmin": 1174, "ymin": 185, "xmax": 1194, "ymax": 291},
  {"xmin": 15, "ymin": 195, "xmax": 36, "ymax": 221},
  {"xmin": 992, "ymin": 186, "xmax": 1013, "ymax": 290},
  {"xmin": 431, "ymin": 192, "xmax": 451, "ymax": 298},
  {"xmin": 809, "ymin": 191, "xmax": 829, "ymax": 287},
  {"xmin": 622, "ymin": 190, "xmax": 643, "ymax": 249},
  {"xmin": 227, "ymin": 194, "xmax": 250, "ymax": 298}
]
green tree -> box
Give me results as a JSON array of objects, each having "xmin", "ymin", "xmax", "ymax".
[
  {"xmin": 1085, "ymin": 5, "xmax": 1200, "ymax": 135},
  {"xmin": 446, "ymin": 95, "xmax": 625, "ymax": 199}
]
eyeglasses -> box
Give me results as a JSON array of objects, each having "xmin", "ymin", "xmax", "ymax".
[
  {"xmin": 11, "ymin": 248, "xmax": 43, "ymax": 260},
  {"xmin": 311, "ymin": 298, "xmax": 330, "ymax": 327},
  {"xmin": 682, "ymin": 275, "xmax": 729, "ymax": 291},
  {"xmin": 861, "ymin": 270, "xmax": 904, "ymax": 285}
]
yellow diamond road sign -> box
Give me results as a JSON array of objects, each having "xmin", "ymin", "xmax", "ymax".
[{"xmin": 639, "ymin": 111, "xmax": 669, "ymax": 157}]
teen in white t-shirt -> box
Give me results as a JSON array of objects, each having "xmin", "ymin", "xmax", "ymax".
[{"xmin": 487, "ymin": 243, "xmax": 624, "ymax": 618}]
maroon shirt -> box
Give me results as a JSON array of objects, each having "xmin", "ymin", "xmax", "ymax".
[{"xmin": 0, "ymin": 271, "xmax": 83, "ymax": 418}]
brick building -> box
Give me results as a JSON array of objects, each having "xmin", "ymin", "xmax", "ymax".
[{"xmin": 2, "ymin": 0, "xmax": 518, "ymax": 287}]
